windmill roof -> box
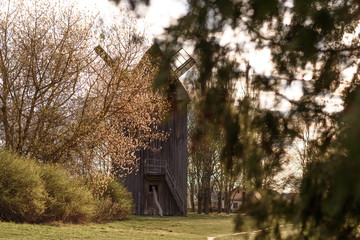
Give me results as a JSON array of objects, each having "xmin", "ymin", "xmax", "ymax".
[{"xmin": 133, "ymin": 42, "xmax": 190, "ymax": 102}]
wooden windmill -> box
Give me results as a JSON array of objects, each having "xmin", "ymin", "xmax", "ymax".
[{"xmin": 95, "ymin": 42, "xmax": 195, "ymax": 216}]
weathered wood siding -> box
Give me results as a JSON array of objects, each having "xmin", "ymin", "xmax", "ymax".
[
  {"xmin": 123, "ymin": 103, "xmax": 188, "ymax": 215},
  {"xmin": 122, "ymin": 42, "xmax": 189, "ymax": 216},
  {"xmin": 163, "ymin": 106, "xmax": 188, "ymax": 214}
]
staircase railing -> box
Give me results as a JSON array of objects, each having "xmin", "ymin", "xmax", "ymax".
[
  {"xmin": 144, "ymin": 158, "xmax": 166, "ymax": 174},
  {"xmin": 165, "ymin": 168, "xmax": 185, "ymax": 215},
  {"xmin": 144, "ymin": 158, "xmax": 185, "ymax": 214}
]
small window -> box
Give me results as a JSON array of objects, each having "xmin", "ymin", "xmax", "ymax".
[{"xmin": 233, "ymin": 202, "xmax": 238, "ymax": 209}]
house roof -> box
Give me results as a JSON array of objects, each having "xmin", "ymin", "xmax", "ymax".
[{"xmin": 231, "ymin": 187, "xmax": 245, "ymax": 201}]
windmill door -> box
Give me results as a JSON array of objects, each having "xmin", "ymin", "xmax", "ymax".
[{"xmin": 144, "ymin": 179, "xmax": 163, "ymax": 215}]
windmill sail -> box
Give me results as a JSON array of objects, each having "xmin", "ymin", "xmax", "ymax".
[
  {"xmin": 94, "ymin": 45, "xmax": 116, "ymax": 69},
  {"xmin": 171, "ymin": 48, "xmax": 196, "ymax": 78}
]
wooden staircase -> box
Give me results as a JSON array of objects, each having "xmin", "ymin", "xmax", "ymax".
[
  {"xmin": 165, "ymin": 168, "xmax": 186, "ymax": 215},
  {"xmin": 144, "ymin": 158, "xmax": 186, "ymax": 215}
]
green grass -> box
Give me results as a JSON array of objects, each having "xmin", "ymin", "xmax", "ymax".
[
  {"xmin": 214, "ymin": 224, "xmax": 298, "ymax": 240},
  {"xmin": 0, "ymin": 213, "xmax": 297, "ymax": 239},
  {"xmin": 0, "ymin": 213, "xmax": 245, "ymax": 240}
]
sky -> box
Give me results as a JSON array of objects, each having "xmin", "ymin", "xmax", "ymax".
[
  {"xmin": 75, "ymin": 0, "xmax": 188, "ymax": 37},
  {"xmin": 75, "ymin": 0, "xmax": 285, "ymax": 78}
]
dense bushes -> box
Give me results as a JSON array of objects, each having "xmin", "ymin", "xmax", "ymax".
[
  {"xmin": 41, "ymin": 165, "xmax": 95, "ymax": 223},
  {"xmin": 0, "ymin": 151, "xmax": 133, "ymax": 223},
  {"xmin": 94, "ymin": 180, "xmax": 133, "ymax": 222},
  {"xmin": 0, "ymin": 151, "xmax": 47, "ymax": 222}
]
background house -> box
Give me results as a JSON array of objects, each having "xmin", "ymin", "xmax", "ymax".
[{"xmin": 210, "ymin": 187, "xmax": 246, "ymax": 212}]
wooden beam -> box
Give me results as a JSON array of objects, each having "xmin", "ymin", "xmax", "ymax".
[{"xmin": 94, "ymin": 45, "xmax": 116, "ymax": 68}]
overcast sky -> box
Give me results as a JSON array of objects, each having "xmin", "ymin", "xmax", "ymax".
[{"xmin": 76, "ymin": 0, "xmax": 188, "ymax": 36}]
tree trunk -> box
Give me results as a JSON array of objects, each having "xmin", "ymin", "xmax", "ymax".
[
  {"xmin": 224, "ymin": 190, "xmax": 229, "ymax": 213},
  {"xmin": 203, "ymin": 188, "xmax": 209, "ymax": 214},
  {"xmin": 190, "ymin": 181, "xmax": 195, "ymax": 212},
  {"xmin": 1, "ymin": 103, "xmax": 12, "ymax": 151},
  {"xmin": 203, "ymin": 167, "xmax": 212, "ymax": 214},
  {"xmin": 241, "ymin": 190, "xmax": 246, "ymax": 213},
  {"xmin": 224, "ymin": 190, "xmax": 229, "ymax": 214},
  {"xmin": 197, "ymin": 192, "xmax": 203, "ymax": 214},
  {"xmin": 208, "ymin": 194, "xmax": 212, "ymax": 213},
  {"xmin": 217, "ymin": 192, "xmax": 222, "ymax": 213},
  {"xmin": 190, "ymin": 191, "xmax": 195, "ymax": 213}
]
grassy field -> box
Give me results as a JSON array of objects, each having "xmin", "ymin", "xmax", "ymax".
[
  {"xmin": 0, "ymin": 213, "xmax": 295, "ymax": 240},
  {"xmin": 0, "ymin": 213, "xmax": 243, "ymax": 240}
]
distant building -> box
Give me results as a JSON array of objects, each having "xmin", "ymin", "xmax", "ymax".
[
  {"xmin": 227, "ymin": 187, "xmax": 245, "ymax": 212},
  {"xmin": 211, "ymin": 187, "xmax": 246, "ymax": 212}
]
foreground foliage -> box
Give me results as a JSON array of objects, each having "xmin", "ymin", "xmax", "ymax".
[
  {"xmin": 41, "ymin": 164, "xmax": 95, "ymax": 223},
  {"xmin": 94, "ymin": 180, "xmax": 134, "ymax": 222},
  {"xmin": 115, "ymin": 0, "xmax": 360, "ymax": 238},
  {"xmin": 0, "ymin": 151, "xmax": 47, "ymax": 223},
  {"xmin": 0, "ymin": 151, "xmax": 132, "ymax": 223}
]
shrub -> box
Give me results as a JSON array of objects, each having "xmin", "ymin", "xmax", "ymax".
[
  {"xmin": 0, "ymin": 151, "xmax": 131, "ymax": 224},
  {"xmin": 40, "ymin": 165, "xmax": 95, "ymax": 223},
  {"xmin": 94, "ymin": 180, "xmax": 133, "ymax": 222},
  {"xmin": 0, "ymin": 151, "xmax": 47, "ymax": 222}
]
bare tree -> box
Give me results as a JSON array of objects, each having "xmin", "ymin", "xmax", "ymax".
[
  {"xmin": 0, "ymin": 0, "xmax": 101, "ymax": 161},
  {"xmin": 0, "ymin": 0, "xmax": 168, "ymax": 179}
]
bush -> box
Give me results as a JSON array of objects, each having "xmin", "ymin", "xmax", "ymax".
[
  {"xmin": 94, "ymin": 180, "xmax": 133, "ymax": 222},
  {"xmin": 0, "ymin": 151, "xmax": 95, "ymax": 223},
  {"xmin": 40, "ymin": 165, "xmax": 95, "ymax": 223},
  {"xmin": 0, "ymin": 151, "xmax": 47, "ymax": 222},
  {"xmin": 0, "ymin": 151, "xmax": 132, "ymax": 224}
]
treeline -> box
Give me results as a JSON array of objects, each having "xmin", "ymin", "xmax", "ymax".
[
  {"xmin": 187, "ymin": 65, "xmax": 284, "ymax": 215},
  {"xmin": 188, "ymin": 120, "xmax": 241, "ymax": 214}
]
